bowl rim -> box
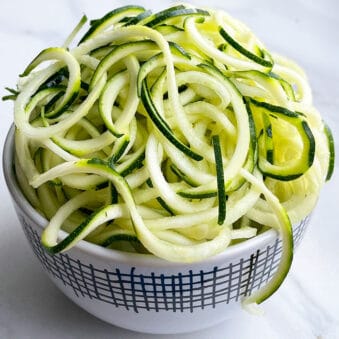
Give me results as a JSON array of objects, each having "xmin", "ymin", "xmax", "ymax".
[{"xmin": 3, "ymin": 124, "xmax": 280, "ymax": 267}]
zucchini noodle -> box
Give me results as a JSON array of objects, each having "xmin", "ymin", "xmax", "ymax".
[{"xmin": 5, "ymin": 4, "xmax": 334, "ymax": 307}]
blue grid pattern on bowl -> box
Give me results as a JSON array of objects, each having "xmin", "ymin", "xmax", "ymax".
[{"xmin": 20, "ymin": 215, "xmax": 309, "ymax": 313}]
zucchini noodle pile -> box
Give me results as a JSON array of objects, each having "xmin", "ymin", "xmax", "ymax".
[{"xmin": 7, "ymin": 4, "xmax": 334, "ymax": 305}]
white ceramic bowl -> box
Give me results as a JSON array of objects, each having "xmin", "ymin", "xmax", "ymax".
[{"xmin": 3, "ymin": 125, "xmax": 310, "ymax": 334}]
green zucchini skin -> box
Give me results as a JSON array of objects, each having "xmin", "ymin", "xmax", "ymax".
[
  {"xmin": 324, "ymin": 123, "xmax": 335, "ymax": 181},
  {"xmin": 219, "ymin": 27, "xmax": 273, "ymax": 69},
  {"xmin": 212, "ymin": 135, "xmax": 227, "ymax": 225},
  {"xmin": 79, "ymin": 5, "xmax": 146, "ymax": 43},
  {"xmin": 140, "ymin": 79, "xmax": 203, "ymax": 161},
  {"xmin": 248, "ymin": 98, "xmax": 316, "ymax": 181}
]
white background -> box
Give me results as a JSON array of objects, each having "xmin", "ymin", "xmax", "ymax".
[{"xmin": 0, "ymin": 1, "xmax": 338, "ymax": 338}]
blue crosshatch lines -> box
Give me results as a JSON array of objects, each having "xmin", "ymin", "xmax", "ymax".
[{"xmin": 20, "ymin": 215, "xmax": 309, "ymax": 313}]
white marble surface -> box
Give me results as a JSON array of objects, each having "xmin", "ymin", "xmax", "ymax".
[{"xmin": 0, "ymin": 1, "xmax": 338, "ymax": 338}]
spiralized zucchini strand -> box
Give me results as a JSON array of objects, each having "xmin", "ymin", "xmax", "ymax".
[{"xmin": 7, "ymin": 4, "xmax": 333, "ymax": 307}]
